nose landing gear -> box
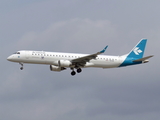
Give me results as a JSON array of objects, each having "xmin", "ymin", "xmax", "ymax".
[{"xmin": 19, "ymin": 63, "xmax": 23, "ymax": 70}]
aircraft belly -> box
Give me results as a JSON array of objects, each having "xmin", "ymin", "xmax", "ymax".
[
  {"xmin": 91, "ymin": 60, "xmax": 121, "ymax": 68},
  {"xmin": 19, "ymin": 57, "xmax": 49, "ymax": 64}
]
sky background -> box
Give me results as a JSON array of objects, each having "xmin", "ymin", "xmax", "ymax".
[{"xmin": 0, "ymin": 0, "xmax": 159, "ymax": 120}]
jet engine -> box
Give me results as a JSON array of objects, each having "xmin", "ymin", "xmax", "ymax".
[
  {"xmin": 53, "ymin": 60, "xmax": 72, "ymax": 67},
  {"xmin": 50, "ymin": 65, "xmax": 66, "ymax": 72}
]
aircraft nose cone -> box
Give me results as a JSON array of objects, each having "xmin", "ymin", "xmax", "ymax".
[{"xmin": 7, "ymin": 56, "xmax": 12, "ymax": 61}]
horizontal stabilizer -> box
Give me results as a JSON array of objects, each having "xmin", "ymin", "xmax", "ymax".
[{"xmin": 133, "ymin": 55, "xmax": 154, "ymax": 62}]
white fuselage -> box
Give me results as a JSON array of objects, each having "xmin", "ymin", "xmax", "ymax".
[
  {"xmin": 7, "ymin": 39, "xmax": 152, "ymax": 76},
  {"xmin": 7, "ymin": 50, "xmax": 125, "ymax": 68}
]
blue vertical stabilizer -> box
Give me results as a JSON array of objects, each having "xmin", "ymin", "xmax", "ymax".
[
  {"xmin": 127, "ymin": 39, "xmax": 147, "ymax": 59},
  {"xmin": 119, "ymin": 39, "xmax": 147, "ymax": 67}
]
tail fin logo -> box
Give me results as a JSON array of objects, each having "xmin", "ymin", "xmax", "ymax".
[{"xmin": 133, "ymin": 47, "xmax": 142, "ymax": 55}]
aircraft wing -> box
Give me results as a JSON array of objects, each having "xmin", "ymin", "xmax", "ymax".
[{"xmin": 71, "ymin": 46, "xmax": 108, "ymax": 66}]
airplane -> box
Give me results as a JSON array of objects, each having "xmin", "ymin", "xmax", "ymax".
[{"xmin": 7, "ymin": 39, "xmax": 153, "ymax": 76}]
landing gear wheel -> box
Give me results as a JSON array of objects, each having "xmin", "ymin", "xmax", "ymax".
[
  {"xmin": 20, "ymin": 67, "xmax": 23, "ymax": 70},
  {"xmin": 71, "ymin": 71, "xmax": 76, "ymax": 76},
  {"xmin": 77, "ymin": 68, "xmax": 82, "ymax": 73}
]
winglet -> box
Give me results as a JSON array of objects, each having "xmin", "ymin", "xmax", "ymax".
[{"xmin": 100, "ymin": 46, "xmax": 108, "ymax": 53}]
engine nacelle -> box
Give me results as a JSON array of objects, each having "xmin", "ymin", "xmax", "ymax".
[
  {"xmin": 53, "ymin": 60, "xmax": 72, "ymax": 67},
  {"xmin": 50, "ymin": 65, "xmax": 66, "ymax": 72}
]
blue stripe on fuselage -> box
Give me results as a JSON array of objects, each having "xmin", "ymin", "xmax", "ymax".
[{"xmin": 119, "ymin": 57, "xmax": 142, "ymax": 67}]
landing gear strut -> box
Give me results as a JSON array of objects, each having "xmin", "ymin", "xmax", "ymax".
[{"xmin": 19, "ymin": 63, "xmax": 23, "ymax": 70}]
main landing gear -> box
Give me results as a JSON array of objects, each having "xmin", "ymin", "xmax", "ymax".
[
  {"xmin": 71, "ymin": 68, "xmax": 82, "ymax": 76},
  {"xmin": 71, "ymin": 71, "xmax": 76, "ymax": 76},
  {"xmin": 19, "ymin": 63, "xmax": 23, "ymax": 70}
]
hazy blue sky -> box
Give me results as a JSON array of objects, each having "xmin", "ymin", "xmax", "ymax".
[{"xmin": 0, "ymin": 0, "xmax": 159, "ymax": 120}]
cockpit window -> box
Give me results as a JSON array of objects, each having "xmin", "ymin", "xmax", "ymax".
[{"xmin": 13, "ymin": 52, "xmax": 20, "ymax": 54}]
